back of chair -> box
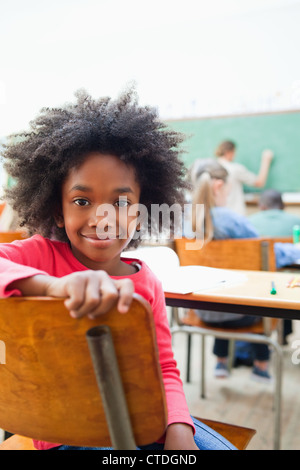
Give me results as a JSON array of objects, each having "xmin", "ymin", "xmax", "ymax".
[
  {"xmin": 262, "ymin": 236, "xmax": 293, "ymax": 271},
  {"xmin": 0, "ymin": 295, "xmax": 167, "ymax": 448},
  {"xmin": 0, "ymin": 231, "xmax": 28, "ymax": 243},
  {"xmin": 175, "ymin": 237, "xmax": 270, "ymax": 271}
]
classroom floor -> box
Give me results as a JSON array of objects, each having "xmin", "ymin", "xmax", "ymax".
[
  {"xmin": 172, "ymin": 316, "xmax": 300, "ymax": 450},
  {"xmin": 1, "ymin": 318, "xmax": 299, "ymax": 450}
]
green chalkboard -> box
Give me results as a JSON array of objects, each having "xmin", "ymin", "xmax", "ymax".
[{"xmin": 166, "ymin": 111, "xmax": 300, "ymax": 193}]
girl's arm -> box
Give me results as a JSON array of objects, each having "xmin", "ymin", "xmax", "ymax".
[
  {"xmin": 164, "ymin": 423, "xmax": 199, "ymax": 450},
  {"xmin": 149, "ymin": 279, "xmax": 199, "ymax": 450},
  {"xmin": 0, "ymin": 236, "xmax": 133, "ymax": 315},
  {"xmin": 9, "ymin": 271, "xmax": 135, "ymax": 317}
]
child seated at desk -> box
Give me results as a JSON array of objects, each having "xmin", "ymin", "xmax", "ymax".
[{"xmin": 186, "ymin": 159, "xmax": 300, "ymax": 382}]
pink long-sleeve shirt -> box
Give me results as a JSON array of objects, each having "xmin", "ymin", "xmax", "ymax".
[{"xmin": 0, "ymin": 234, "xmax": 193, "ymax": 449}]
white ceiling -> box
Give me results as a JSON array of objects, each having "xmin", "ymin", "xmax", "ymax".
[{"xmin": 1, "ymin": 0, "xmax": 300, "ymax": 136}]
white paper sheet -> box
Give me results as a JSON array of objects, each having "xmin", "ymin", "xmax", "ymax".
[{"xmin": 161, "ymin": 265, "xmax": 247, "ymax": 294}]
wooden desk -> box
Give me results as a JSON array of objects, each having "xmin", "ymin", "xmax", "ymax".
[{"xmin": 165, "ymin": 270, "xmax": 300, "ymax": 321}]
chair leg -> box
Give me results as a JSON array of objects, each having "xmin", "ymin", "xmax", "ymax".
[
  {"xmin": 228, "ymin": 339, "xmax": 235, "ymax": 372},
  {"xmin": 169, "ymin": 306, "xmax": 177, "ymax": 327},
  {"xmin": 186, "ymin": 334, "xmax": 192, "ymax": 382},
  {"xmin": 200, "ymin": 335, "xmax": 206, "ymax": 398}
]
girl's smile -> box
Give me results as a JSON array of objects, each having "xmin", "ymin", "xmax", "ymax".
[{"xmin": 56, "ymin": 152, "xmax": 141, "ymax": 275}]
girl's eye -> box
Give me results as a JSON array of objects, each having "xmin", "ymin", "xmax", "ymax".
[
  {"xmin": 115, "ymin": 198, "xmax": 129, "ymax": 208},
  {"xmin": 74, "ymin": 198, "xmax": 89, "ymax": 207}
]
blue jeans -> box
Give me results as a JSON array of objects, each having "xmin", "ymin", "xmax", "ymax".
[{"xmin": 53, "ymin": 417, "xmax": 237, "ymax": 450}]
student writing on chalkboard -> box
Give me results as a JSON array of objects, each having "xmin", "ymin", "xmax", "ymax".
[{"xmin": 215, "ymin": 140, "xmax": 274, "ymax": 215}]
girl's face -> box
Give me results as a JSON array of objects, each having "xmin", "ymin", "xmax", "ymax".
[{"xmin": 57, "ymin": 152, "xmax": 141, "ymax": 275}]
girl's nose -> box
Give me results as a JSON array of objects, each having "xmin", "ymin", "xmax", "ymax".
[
  {"xmin": 89, "ymin": 204, "xmax": 117, "ymax": 234},
  {"xmin": 87, "ymin": 213, "xmax": 99, "ymax": 227}
]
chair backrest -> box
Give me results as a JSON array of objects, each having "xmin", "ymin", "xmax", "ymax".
[
  {"xmin": 0, "ymin": 295, "xmax": 167, "ymax": 448},
  {"xmin": 0, "ymin": 231, "xmax": 28, "ymax": 243},
  {"xmin": 262, "ymin": 236, "xmax": 293, "ymax": 271},
  {"xmin": 174, "ymin": 237, "xmax": 273, "ymax": 271}
]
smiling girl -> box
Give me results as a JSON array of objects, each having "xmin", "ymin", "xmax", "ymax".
[{"xmin": 0, "ymin": 88, "xmax": 236, "ymax": 451}]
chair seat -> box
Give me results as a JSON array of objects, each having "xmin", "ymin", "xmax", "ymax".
[
  {"xmin": 198, "ymin": 417, "xmax": 256, "ymax": 450},
  {"xmin": 0, "ymin": 417, "xmax": 256, "ymax": 451},
  {"xmin": 181, "ymin": 309, "xmax": 278, "ymax": 334}
]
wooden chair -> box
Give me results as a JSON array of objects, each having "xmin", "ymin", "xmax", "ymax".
[
  {"xmin": 0, "ymin": 231, "xmax": 28, "ymax": 243},
  {"xmin": 174, "ymin": 236, "xmax": 294, "ymax": 272},
  {"xmin": 174, "ymin": 237, "xmax": 276, "ymax": 271},
  {"xmin": 0, "ymin": 296, "xmax": 255, "ymax": 450},
  {"xmin": 173, "ymin": 237, "xmax": 282, "ymax": 378},
  {"xmin": 173, "ymin": 237, "xmax": 284, "ymax": 450},
  {"xmin": 262, "ymin": 237, "xmax": 293, "ymax": 272}
]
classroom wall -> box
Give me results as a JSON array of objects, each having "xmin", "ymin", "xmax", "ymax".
[{"xmin": 166, "ymin": 110, "xmax": 300, "ymax": 193}]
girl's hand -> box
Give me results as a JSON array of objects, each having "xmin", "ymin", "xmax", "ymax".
[
  {"xmin": 44, "ymin": 271, "xmax": 134, "ymax": 319},
  {"xmin": 163, "ymin": 423, "xmax": 199, "ymax": 451}
]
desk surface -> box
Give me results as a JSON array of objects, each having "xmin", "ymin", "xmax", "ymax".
[{"xmin": 165, "ymin": 270, "xmax": 300, "ymax": 320}]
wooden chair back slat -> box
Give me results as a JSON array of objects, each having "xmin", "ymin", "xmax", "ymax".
[
  {"xmin": 175, "ymin": 237, "xmax": 268, "ymax": 270},
  {"xmin": 0, "ymin": 295, "xmax": 167, "ymax": 447}
]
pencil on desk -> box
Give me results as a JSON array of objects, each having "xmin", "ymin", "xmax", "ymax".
[{"xmin": 270, "ymin": 281, "xmax": 277, "ymax": 295}]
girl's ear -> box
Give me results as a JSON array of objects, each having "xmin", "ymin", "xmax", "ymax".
[
  {"xmin": 54, "ymin": 215, "xmax": 65, "ymax": 228},
  {"xmin": 54, "ymin": 208, "xmax": 65, "ymax": 228}
]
